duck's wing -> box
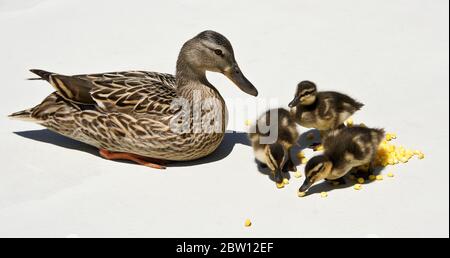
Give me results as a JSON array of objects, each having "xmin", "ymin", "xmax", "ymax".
[
  {"xmin": 29, "ymin": 69, "xmax": 178, "ymax": 115},
  {"xmin": 90, "ymin": 77, "xmax": 178, "ymax": 115},
  {"xmin": 74, "ymin": 71, "xmax": 177, "ymax": 90}
]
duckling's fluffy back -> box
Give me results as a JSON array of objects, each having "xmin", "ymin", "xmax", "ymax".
[
  {"xmin": 323, "ymin": 126, "xmax": 385, "ymax": 168},
  {"xmin": 249, "ymin": 108, "xmax": 299, "ymax": 147}
]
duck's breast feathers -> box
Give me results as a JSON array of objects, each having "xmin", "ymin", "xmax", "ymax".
[{"xmin": 30, "ymin": 70, "xmax": 178, "ymax": 115}]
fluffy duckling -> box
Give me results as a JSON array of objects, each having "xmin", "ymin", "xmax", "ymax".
[
  {"xmin": 299, "ymin": 126, "xmax": 385, "ymax": 192},
  {"xmin": 289, "ymin": 81, "xmax": 364, "ymax": 134},
  {"xmin": 249, "ymin": 108, "xmax": 300, "ymax": 183}
]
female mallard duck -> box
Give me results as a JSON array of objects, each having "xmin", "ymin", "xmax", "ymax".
[
  {"xmin": 9, "ymin": 30, "xmax": 258, "ymax": 169},
  {"xmin": 299, "ymin": 126, "xmax": 385, "ymax": 192},
  {"xmin": 288, "ymin": 81, "xmax": 364, "ymax": 134},
  {"xmin": 248, "ymin": 108, "xmax": 300, "ymax": 183}
]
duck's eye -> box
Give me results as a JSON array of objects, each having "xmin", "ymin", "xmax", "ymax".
[{"xmin": 214, "ymin": 49, "xmax": 223, "ymax": 56}]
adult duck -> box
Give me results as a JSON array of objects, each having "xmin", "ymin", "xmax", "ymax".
[{"xmin": 10, "ymin": 30, "xmax": 258, "ymax": 169}]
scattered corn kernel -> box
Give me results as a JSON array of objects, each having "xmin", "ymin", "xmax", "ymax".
[
  {"xmin": 354, "ymin": 184, "xmax": 362, "ymax": 190},
  {"xmin": 376, "ymin": 175, "xmax": 383, "ymax": 181},
  {"xmin": 298, "ymin": 191, "xmax": 307, "ymax": 198},
  {"xmin": 417, "ymin": 153, "xmax": 425, "ymax": 159},
  {"xmin": 244, "ymin": 219, "xmax": 252, "ymax": 227},
  {"xmin": 369, "ymin": 175, "xmax": 376, "ymax": 181},
  {"xmin": 296, "ymin": 151, "xmax": 306, "ymax": 160},
  {"xmin": 357, "ymin": 177, "xmax": 365, "ymax": 184},
  {"xmin": 346, "ymin": 118, "xmax": 354, "ymax": 127},
  {"xmin": 359, "ymin": 123, "xmax": 367, "ymax": 128},
  {"xmin": 276, "ymin": 182, "xmax": 285, "ymax": 189},
  {"xmin": 300, "ymin": 158, "xmax": 309, "ymax": 165},
  {"xmin": 282, "ymin": 178, "xmax": 290, "ymax": 185},
  {"xmin": 387, "ymin": 172, "xmax": 394, "ymax": 178},
  {"xmin": 294, "ymin": 171, "xmax": 302, "ymax": 178},
  {"xmin": 313, "ymin": 145, "xmax": 324, "ymax": 152},
  {"xmin": 244, "ymin": 119, "xmax": 252, "ymax": 126},
  {"xmin": 320, "ymin": 192, "xmax": 328, "ymax": 198}
]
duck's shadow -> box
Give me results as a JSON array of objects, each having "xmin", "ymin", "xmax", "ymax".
[{"xmin": 13, "ymin": 129, "xmax": 251, "ymax": 167}]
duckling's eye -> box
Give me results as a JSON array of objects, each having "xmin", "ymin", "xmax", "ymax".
[{"xmin": 214, "ymin": 49, "xmax": 223, "ymax": 56}]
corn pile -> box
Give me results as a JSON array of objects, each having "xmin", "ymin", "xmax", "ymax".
[{"xmin": 374, "ymin": 133, "xmax": 425, "ymax": 167}]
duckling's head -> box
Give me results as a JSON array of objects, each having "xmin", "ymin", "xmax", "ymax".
[
  {"xmin": 265, "ymin": 143, "xmax": 288, "ymax": 183},
  {"xmin": 288, "ymin": 81, "xmax": 317, "ymax": 107},
  {"xmin": 177, "ymin": 30, "xmax": 258, "ymax": 96},
  {"xmin": 299, "ymin": 155, "xmax": 333, "ymax": 192}
]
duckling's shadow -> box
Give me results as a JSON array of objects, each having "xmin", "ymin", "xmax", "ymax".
[
  {"xmin": 305, "ymin": 166, "xmax": 386, "ymax": 196},
  {"xmin": 13, "ymin": 129, "xmax": 251, "ymax": 167}
]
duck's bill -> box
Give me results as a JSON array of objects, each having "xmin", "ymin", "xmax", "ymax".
[
  {"xmin": 299, "ymin": 180, "xmax": 312, "ymax": 192},
  {"xmin": 225, "ymin": 65, "xmax": 258, "ymax": 97},
  {"xmin": 288, "ymin": 96, "xmax": 300, "ymax": 108}
]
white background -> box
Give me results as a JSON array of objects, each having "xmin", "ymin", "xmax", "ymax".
[{"xmin": 0, "ymin": 0, "xmax": 448, "ymax": 237}]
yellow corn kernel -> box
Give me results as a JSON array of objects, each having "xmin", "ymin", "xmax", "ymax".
[
  {"xmin": 357, "ymin": 178, "xmax": 365, "ymax": 184},
  {"xmin": 387, "ymin": 172, "xmax": 394, "ymax": 178},
  {"xmin": 376, "ymin": 175, "xmax": 384, "ymax": 181},
  {"xmin": 244, "ymin": 119, "xmax": 252, "ymax": 126},
  {"xmin": 313, "ymin": 145, "xmax": 324, "ymax": 152},
  {"xmin": 276, "ymin": 182, "xmax": 285, "ymax": 189},
  {"xmin": 346, "ymin": 118, "xmax": 354, "ymax": 127},
  {"xmin": 300, "ymin": 158, "xmax": 309, "ymax": 165},
  {"xmin": 320, "ymin": 192, "xmax": 328, "ymax": 198},
  {"xmin": 385, "ymin": 134, "xmax": 393, "ymax": 141},
  {"xmin": 298, "ymin": 191, "xmax": 307, "ymax": 198},
  {"xmin": 244, "ymin": 219, "xmax": 252, "ymax": 227},
  {"xmin": 359, "ymin": 123, "xmax": 367, "ymax": 128},
  {"xmin": 294, "ymin": 171, "xmax": 302, "ymax": 178},
  {"xmin": 296, "ymin": 151, "xmax": 306, "ymax": 160},
  {"xmin": 354, "ymin": 184, "xmax": 362, "ymax": 190},
  {"xmin": 282, "ymin": 178, "xmax": 290, "ymax": 185},
  {"xmin": 417, "ymin": 153, "xmax": 425, "ymax": 159},
  {"xmin": 369, "ymin": 175, "xmax": 376, "ymax": 181}
]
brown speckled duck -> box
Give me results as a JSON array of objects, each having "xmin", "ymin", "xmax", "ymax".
[{"xmin": 9, "ymin": 31, "xmax": 258, "ymax": 169}]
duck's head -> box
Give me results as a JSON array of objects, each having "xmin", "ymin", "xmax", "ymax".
[
  {"xmin": 299, "ymin": 155, "xmax": 333, "ymax": 192},
  {"xmin": 289, "ymin": 81, "xmax": 317, "ymax": 107},
  {"xmin": 265, "ymin": 143, "xmax": 289, "ymax": 183},
  {"xmin": 177, "ymin": 30, "xmax": 258, "ymax": 96}
]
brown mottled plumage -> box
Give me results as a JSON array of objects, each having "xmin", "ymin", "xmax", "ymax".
[
  {"xmin": 289, "ymin": 81, "xmax": 364, "ymax": 132},
  {"xmin": 299, "ymin": 126, "xmax": 385, "ymax": 192},
  {"xmin": 248, "ymin": 108, "xmax": 300, "ymax": 183},
  {"xmin": 10, "ymin": 31, "xmax": 258, "ymax": 164}
]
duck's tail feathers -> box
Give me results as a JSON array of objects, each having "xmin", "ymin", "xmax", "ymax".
[
  {"xmin": 8, "ymin": 108, "xmax": 38, "ymax": 122},
  {"xmin": 28, "ymin": 69, "xmax": 55, "ymax": 81}
]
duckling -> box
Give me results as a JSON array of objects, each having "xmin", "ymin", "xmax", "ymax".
[
  {"xmin": 288, "ymin": 81, "xmax": 364, "ymax": 137},
  {"xmin": 248, "ymin": 108, "xmax": 300, "ymax": 183},
  {"xmin": 299, "ymin": 126, "xmax": 385, "ymax": 192}
]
